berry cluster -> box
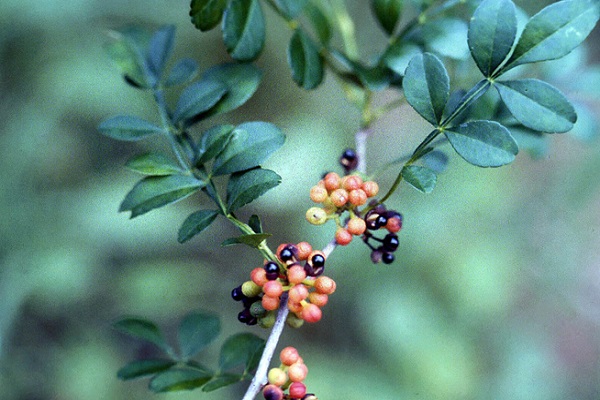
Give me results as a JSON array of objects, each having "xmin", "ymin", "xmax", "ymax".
[
  {"xmin": 262, "ymin": 346, "xmax": 316, "ymax": 400},
  {"xmin": 305, "ymin": 149, "xmax": 403, "ymax": 263},
  {"xmin": 232, "ymin": 243, "xmax": 336, "ymax": 327}
]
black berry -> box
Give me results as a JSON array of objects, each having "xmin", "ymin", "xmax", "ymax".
[
  {"xmin": 238, "ymin": 309, "xmax": 253, "ymax": 323},
  {"xmin": 231, "ymin": 286, "xmax": 245, "ymax": 301},
  {"xmin": 382, "ymin": 234, "xmax": 399, "ymax": 252},
  {"xmin": 311, "ymin": 254, "xmax": 325, "ymax": 269},
  {"xmin": 340, "ymin": 148, "xmax": 358, "ymax": 171},
  {"xmin": 382, "ymin": 252, "xmax": 395, "ymax": 264}
]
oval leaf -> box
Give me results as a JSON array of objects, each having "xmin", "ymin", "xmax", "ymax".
[
  {"xmin": 305, "ymin": 2, "xmax": 332, "ymax": 45},
  {"xmin": 212, "ymin": 122, "xmax": 285, "ymax": 176},
  {"xmin": 149, "ymin": 368, "xmax": 213, "ymax": 392},
  {"xmin": 227, "ymin": 168, "xmax": 282, "ymax": 213},
  {"xmin": 404, "ymin": 53, "xmax": 450, "ymax": 126},
  {"xmin": 422, "ymin": 18, "xmax": 470, "ymax": 60},
  {"xmin": 190, "ymin": 0, "xmax": 227, "ymax": 31},
  {"xmin": 221, "ymin": 233, "xmax": 272, "ymax": 248},
  {"xmin": 117, "ymin": 359, "xmax": 176, "ymax": 380},
  {"xmin": 468, "ymin": 0, "xmax": 517, "ymax": 76},
  {"xmin": 178, "ymin": 209, "xmax": 220, "ymax": 243},
  {"xmin": 288, "ymin": 29, "xmax": 324, "ymax": 90},
  {"xmin": 503, "ymin": 0, "xmax": 600, "ymax": 71},
  {"xmin": 201, "ymin": 63, "xmax": 262, "ymax": 116},
  {"xmin": 98, "ymin": 115, "xmax": 164, "ymax": 141},
  {"xmin": 402, "ymin": 165, "xmax": 437, "ymax": 193},
  {"xmin": 147, "ymin": 25, "xmax": 175, "ymax": 80},
  {"xmin": 495, "ymin": 79, "xmax": 577, "ymax": 132},
  {"xmin": 172, "ymin": 79, "xmax": 227, "ymax": 124},
  {"xmin": 445, "ymin": 120, "xmax": 518, "ymax": 167},
  {"xmin": 196, "ymin": 124, "xmax": 235, "ymax": 165},
  {"xmin": 113, "ymin": 318, "xmax": 169, "ymax": 351},
  {"xmin": 178, "ymin": 311, "xmax": 221, "ymax": 359},
  {"xmin": 222, "ymin": 0, "xmax": 265, "ymax": 61},
  {"xmin": 275, "ymin": 0, "xmax": 308, "ymax": 18},
  {"xmin": 125, "ymin": 153, "xmax": 184, "ymax": 176},
  {"xmin": 164, "ymin": 58, "xmax": 199, "ymax": 87},
  {"xmin": 202, "ymin": 373, "xmax": 243, "ymax": 392},
  {"xmin": 383, "ymin": 42, "xmax": 422, "ymax": 76},
  {"xmin": 371, "ymin": 0, "xmax": 403, "ymax": 35},
  {"xmin": 219, "ymin": 333, "xmax": 265, "ymax": 371},
  {"xmin": 120, "ymin": 175, "xmax": 205, "ymax": 218}
]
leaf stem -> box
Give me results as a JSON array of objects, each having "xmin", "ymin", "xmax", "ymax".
[{"xmin": 153, "ymin": 88, "xmax": 190, "ymax": 171}]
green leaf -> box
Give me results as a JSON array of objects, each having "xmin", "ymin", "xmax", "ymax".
[
  {"xmin": 190, "ymin": 0, "xmax": 227, "ymax": 31},
  {"xmin": 98, "ymin": 115, "xmax": 164, "ymax": 141},
  {"xmin": 371, "ymin": 0, "xmax": 403, "ymax": 35},
  {"xmin": 196, "ymin": 124, "xmax": 235, "ymax": 165},
  {"xmin": 104, "ymin": 27, "xmax": 151, "ymax": 89},
  {"xmin": 164, "ymin": 58, "xmax": 199, "ymax": 87},
  {"xmin": 509, "ymin": 126, "xmax": 549, "ymax": 158},
  {"xmin": 495, "ymin": 79, "xmax": 577, "ymax": 132},
  {"xmin": 502, "ymin": 0, "xmax": 600, "ymax": 72},
  {"xmin": 404, "ymin": 53, "xmax": 449, "ymax": 126},
  {"xmin": 222, "ymin": 0, "xmax": 265, "ymax": 61},
  {"xmin": 221, "ymin": 233, "xmax": 272, "ymax": 248},
  {"xmin": 113, "ymin": 318, "xmax": 169, "ymax": 351},
  {"xmin": 352, "ymin": 62, "xmax": 394, "ymax": 91},
  {"xmin": 445, "ymin": 120, "xmax": 518, "ymax": 167},
  {"xmin": 202, "ymin": 373, "xmax": 243, "ymax": 392},
  {"xmin": 288, "ymin": 29, "xmax": 324, "ymax": 90},
  {"xmin": 117, "ymin": 359, "xmax": 176, "ymax": 380},
  {"xmin": 422, "ymin": 150, "xmax": 449, "ymax": 173},
  {"xmin": 227, "ymin": 168, "xmax": 282, "ymax": 213},
  {"xmin": 402, "ymin": 165, "xmax": 437, "ymax": 193},
  {"xmin": 178, "ymin": 311, "xmax": 221, "ymax": 359},
  {"xmin": 275, "ymin": 0, "xmax": 308, "ymax": 18},
  {"xmin": 248, "ymin": 214, "xmax": 263, "ymax": 233},
  {"xmin": 422, "ymin": 18, "xmax": 470, "ymax": 60},
  {"xmin": 149, "ymin": 368, "xmax": 213, "ymax": 392},
  {"xmin": 178, "ymin": 209, "xmax": 220, "ymax": 243},
  {"xmin": 125, "ymin": 153, "xmax": 185, "ymax": 175},
  {"xmin": 383, "ymin": 42, "xmax": 422, "ymax": 76},
  {"xmin": 201, "ymin": 63, "xmax": 262, "ymax": 116},
  {"xmin": 219, "ymin": 333, "xmax": 265, "ymax": 371},
  {"xmin": 468, "ymin": 0, "xmax": 517, "ymax": 76},
  {"xmin": 212, "ymin": 122, "xmax": 285, "ymax": 176},
  {"xmin": 147, "ymin": 25, "xmax": 175, "ymax": 80},
  {"xmin": 305, "ymin": 2, "xmax": 332, "ymax": 45},
  {"xmin": 120, "ymin": 175, "xmax": 205, "ymax": 218},
  {"xmin": 172, "ymin": 79, "xmax": 227, "ymax": 124}
]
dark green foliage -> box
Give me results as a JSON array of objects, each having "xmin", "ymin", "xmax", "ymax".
[
  {"xmin": 371, "ymin": 0, "xmax": 403, "ymax": 35},
  {"xmin": 172, "ymin": 79, "xmax": 227, "ymax": 124},
  {"xmin": 401, "ymin": 165, "xmax": 437, "ymax": 193},
  {"xmin": 218, "ymin": 332, "xmax": 265, "ymax": 372},
  {"xmin": 221, "ymin": 233, "xmax": 273, "ymax": 248},
  {"xmin": 117, "ymin": 359, "xmax": 177, "ymax": 380},
  {"xmin": 125, "ymin": 153, "xmax": 185, "ymax": 176},
  {"xmin": 178, "ymin": 311, "xmax": 221, "ymax": 358},
  {"xmin": 288, "ymin": 29, "xmax": 324, "ymax": 89},
  {"xmin": 201, "ymin": 63, "xmax": 262, "ymax": 116},
  {"xmin": 227, "ymin": 168, "xmax": 282, "ymax": 213},
  {"xmin": 222, "ymin": 0, "xmax": 265, "ymax": 61},
  {"xmin": 98, "ymin": 115, "xmax": 164, "ymax": 141},
  {"xmin": 404, "ymin": 53, "xmax": 449, "ymax": 126},
  {"xmin": 190, "ymin": 0, "xmax": 228, "ymax": 31},
  {"xmin": 178, "ymin": 210, "xmax": 220, "ymax": 243}
]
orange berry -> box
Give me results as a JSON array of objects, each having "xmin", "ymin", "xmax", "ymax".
[
  {"xmin": 323, "ymin": 172, "xmax": 341, "ymax": 191},
  {"xmin": 280, "ymin": 346, "xmax": 300, "ymax": 366},
  {"xmin": 348, "ymin": 189, "xmax": 367, "ymax": 206},
  {"xmin": 287, "ymin": 362, "xmax": 308, "ymax": 382},
  {"xmin": 308, "ymin": 292, "xmax": 329, "ymax": 307},
  {"xmin": 309, "ymin": 185, "xmax": 328, "ymax": 203},
  {"xmin": 262, "ymin": 294, "xmax": 280, "ymax": 311},
  {"xmin": 330, "ymin": 188, "xmax": 349, "ymax": 207},
  {"xmin": 287, "ymin": 265, "xmax": 307, "ymax": 284},
  {"xmin": 287, "ymin": 300, "xmax": 304, "ymax": 314},
  {"xmin": 301, "ymin": 303, "xmax": 322, "ymax": 323},
  {"xmin": 314, "ymin": 276, "xmax": 336, "ymax": 295},
  {"xmin": 341, "ymin": 174, "xmax": 363, "ymax": 191},
  {"xmin": 347, "ymin": 217, "xmax": 366, "ymax": 235},
  {"xmin": 335, "ymin": 227, "xmax": 353, "ymax": 245},
  {"xmin": 263, "ymin": 280, "xmax": 283, "ymax": 297},
  {"xmin": 362, "ymin": 180, "xmax": 379, "ymax": 197},
  {"xmin": 296, "ymin": 242, "xmax": 313, "ymax": 260},
  {"xmin": 386, "ymin": 216, "xmax": 402, "ymax": 233},
  {"xmin": 251, "ymin": 267, "xmax": 268, "ymax": 286},
  {"xmin": 288, "ymin": 284, "xmax": 309, "ymax": 302}
]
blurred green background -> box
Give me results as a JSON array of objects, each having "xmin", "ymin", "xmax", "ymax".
[{"xmin": 1, "ymin": 1, "xmax": 600, "ymax": 399}]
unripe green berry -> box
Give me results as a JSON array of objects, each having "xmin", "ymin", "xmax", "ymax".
[
  {"xmin": 305, "ymin": 207, "xmax": 327, "ymax": 225},
  {"xmin": 286, "ymin": 312, "xmax": 305, "ymax": 328},
  {"xmin": 241, "ymin": 280, "xmax": 262, "ymax": 297},
  {"xmin": 258, "ymin": 311, "xmax": 276, "ymax": 328},
  {"xmin": 250, "ymin": 301, "xmax": 267, "ymax": 318}
]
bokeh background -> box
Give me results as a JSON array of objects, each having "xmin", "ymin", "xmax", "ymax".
[{"xmin": 1, "ymin": 1, "xmax": 600, "ymax": 399}]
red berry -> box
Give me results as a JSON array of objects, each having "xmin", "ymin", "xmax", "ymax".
[
  {"xmin": 348, "ymin": 189, "xmax": 367, "ymax": 206},
  {"xmin": 280, "ymin": 346, "xmax": 300, "ymax": 366},
  {"xmin": 330, "ymin": 188, "xmax": 349, "ymax": 207},
  {"xmin": 289, "ymin": 382, "xmax": 307, "ymax": 399},
  {"xmin": 263, "ymin": 280, "xmax": 283, "ymax": 297},
  {"xmin": 346, "ymin": 217, "xmax": 366, "ymax": 235},
  {"xmin": 287, "ymin": 362, "xmax": 308, "ymax": 382},
  {"xmin": 287, "ymin": 265, "xmax": 307, "ymax": 284},
  {"xmin": 301, "ymin": 303, "xmax": 322, "ymax": 323},
  {"xmin": 341, "ymin": 174, "xmax": 363, "ymax": 191},
  {"xmin": 323, "ymin": 172, "xmax": 341, "ymax": 192},
  {"xmin": 362, "ymin": 181, "xmax": 379, "ymax": 197},
  {"xmin": 314, "ymin": 276, "xmax": 336, "ymax": 295},
  {"xmin": 251, "ymin": 267, "xmax": 268, "ymax": 286},
  {"xmin": 309, "ymin": 185, "xmax": 328, "ymax": 203},
  {"xmin": 386, "ymin": 216, "xmax": 402, "ymax": 233},
  {"xmin": 288, "ymin": 284, "xmax": 309, "ymax": 302},
  {"xmin": 296, "ymin": 242, "xmax": 313, "ymax": 260},
  {"xmin": 287, "ymin": 300, "xmax": 304, "ymax": 314},
  {"xmin": 308, "ymin": 292, "xmax": 329, "ymax": 307},
  {"xmin": 262, "ymin": 294, "xmax": 280, "ymax": 311},
  {"xmin": 335, "ymin": 228, "xmax": 353, "ymax": 245}
]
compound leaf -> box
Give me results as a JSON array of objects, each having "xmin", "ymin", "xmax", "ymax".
[
  {"xmin": 113, "ymin": 318, "xmax": 169, "ymax": 352},
  {"xmin": 288, "ymin": 29, "xmax": 324, "ymax": 90},
  {"xmin": 147, "ymin": 25, "xmax": 175, "ymax": 80},
  {"xmin": 445, "ymin": 120, "xmax": 518, "ymax": 167},
  {"xmin": 201, "ymin": 63, "xmax": 262, "ymax": 116},
  {"xmin": 149, "ymin": 368, "xmax": 213, "ymax": 392},
  {"xmin": 164, "ymin": 58, "xmax": 199, "ymax": 87},
  {"xmin": 275, "ymin": 0, "xmax": 308, "ymax": 18},
  {"xmin": 117, "ymin": 359, "xmax": 176, "ymax": 380},
  {"xmin": 221, "ymin": 233, "xmax": 272, "ymax": 248},
  {"xmin": 190, "ymin": 0, "xmax": 227, "ymax": 31},
  {"xmin": 125, "ymin": 153, "xmax": 184, "ymax": 176},
  {"xmin": 196, "ymin": 124, "xmax": 235, "ymax": 165},
  {"xmin": 120, "ymin": 175, "xmax": 205, "ymax": 218},
  {"xmin": 404, "ymin": 53, "xmax": 449, "ymax": 125},
  {"xmin": 503, "ymin": 0, "xmax": 600, "ymax": 72},
  {"xmin": 172, "ymin": 79, "xmax": 227, "ymax": 124},
  {"xmin": 219, "ymin": 333, "xmax": 265, "ymax": 371},
  {"xmin": 222, "ymin": 0, "xmax": 265, "ymax": 61},
  {"xmin": 383, "ymin": 42, "xmax": 422, "ymax": 76},
  {"xmin": 98, "ymin": 115, "xmax": 164, "ymax": 141},
  {"xmin": 202, "ymin": 374, "xmax": 243, "ymax": 392},
  {"xmin": 178, "ymin": 209, "xmax": 220, "ymax": 243},
  {"xmin": 227, "ymin": 168, "xmax": 281, "ymax": 213},
  {"xmin": 305, "ymin": 2, "xmax": 332, "ymax": 45},
  {"xmin": 371, "ymin": 0, "xmax": 403, "ymax": 35},
  {"xmin": 178, "ymin": 311, "xmax": 221, "ymax": 359},
  {"xmin": 468, "ymin": 0, "xmax": 517, "ymax": 76},
  {"xmin": 495, "ymin": 79, "xmax": 577, "ymax": 132},
  {"xmin": 402, "ymin": 165, "xmax": 437, "ymax": 193},
  {"xmin": 212, "ymin": 122, "xmax": 285, "ymax": 176}
]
